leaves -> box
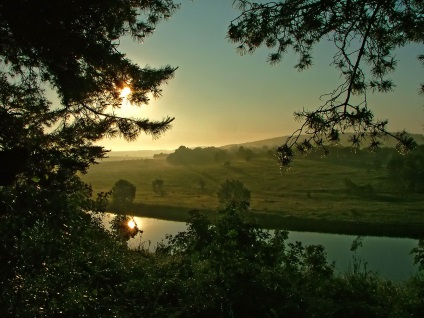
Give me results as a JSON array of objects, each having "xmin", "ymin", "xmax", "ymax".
[
  {"xmin": 111, "ymin": 179, "xmax": 136, "ymax": 211},
  {"xmin": 229, "ymin": 0, "xmax": 423, "ymax": 167},
  {"xmin": 0, "ymin": 2, "xmax": 178, "ymax": 314}
]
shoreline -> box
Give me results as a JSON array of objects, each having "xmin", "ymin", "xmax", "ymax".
[{"xmin": 117, "ymin": 203, "xmax": 424, "ymax": 239}]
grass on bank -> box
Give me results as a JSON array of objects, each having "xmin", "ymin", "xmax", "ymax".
[{"xmin": 82, "ymin": 156, "xmax": 424, "ymax": 237}]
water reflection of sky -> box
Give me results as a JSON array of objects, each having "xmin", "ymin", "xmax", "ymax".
[
  {"xmin": 102, "ymin": 214, "xmax": 418, "ymax": 281},
  {"xmin": 100, "ymin": 213, "xmax": 187, "ymax": 250},
  {"xmin": 286, "ymin": 231, "xmax": 418, "ymax": 281},
  {"xmin": 128, "ymin": 216, "xmax": 187, "ymax": 250}
]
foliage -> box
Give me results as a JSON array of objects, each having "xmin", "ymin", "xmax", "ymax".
[
  {"xmin": 1, "ymin": 0, "xmax": 177, "ymax": 180},
  {"xmin": 110, "ymin": 214, "xmax": 140, "ymax": 241},
  {"xmin": 167, "ymin": 146, "xmax": 228, "ymax": 165},
  {"xmin": 165, "ymin": 146, "xmax": 275, "ymax": 166},
  {"xmin": 217, "ymin": 179, "xmax": 251, "ymax": 208},
  {"xmin": 236, "ymin": 146, "xmax": 255, "ymax": 161},
  {"xmin": 136, "ymin": 205, "xmax": 423, "ymax": 318},
  {"xmin": 2, "ymin": 180, "xmax": 423, "ymax": 316},
  {"xmin": 387, "ymin": 145, "xmax": 424, "ymax": 192},
  {"xmin": 111, "ymin": 179, "xmax": 136, "ymax": 211},
  {"xmin": 155, "ymin": 206, "xmax": 334, "ymax": 317},
  {"xmin": 411, "ymin": 239, "xmax": 424, "ymax": 272},
  {"xmin": 0, "ymin": 174, "xmax": 136, "ymax": 316},
  {"xmin": 0, "ymin": 0, "xmax": 178, "ymax": 315},
  {"xmin": 153, "ymin": 152, "xmax": 169, "ymax": 159},
  {"xmin": 229, "ymin": 0, "xmax": 423, "ymax": 169}
]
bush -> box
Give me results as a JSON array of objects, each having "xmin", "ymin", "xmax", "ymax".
[{"xmin": 111, "ymin": 179, "xmax": 136, "ymax": 211}]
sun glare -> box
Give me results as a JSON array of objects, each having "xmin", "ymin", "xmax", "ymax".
[
  {"xmin": 128, "ymin": 219, "xmax": 136, "ymax": 229},
  {"xmin": 120, "ymin": 86, "xmax": 131, "ymax": 98}
]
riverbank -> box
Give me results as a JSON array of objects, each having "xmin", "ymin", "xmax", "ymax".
[{"xmin": 125, "ymin": 203, "xmax": 423, "ymax": 239}]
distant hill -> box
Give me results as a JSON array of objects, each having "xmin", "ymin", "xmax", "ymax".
[
  {"xmin": 221, "ymin": 133, "xmax": 424, "ymax": 149},
  {"xmin": 221, "ymin": 136, "xmax": 289, "ymax": 150},
  {"xmin": 104, "ymin": 133, "xmax": 424, "ymax": 158}
]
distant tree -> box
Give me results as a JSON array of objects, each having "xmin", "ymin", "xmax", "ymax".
[
  {"xmin": 152, "ymin": 178, "xmax": 165, "ymax": 196},
  {"xmin": 217, "ymin": 179, "xmax": 251, "ymax": 208},
  {"xmin": 387, "ymin": 145, "xmax": 424, "ymax": 192},
  {"xmin": 237, "ymin": 146, "xmax": 254, "ymax": 162},
  {"xmin": 214, "ymin": 149, "xmax": 229, "ymax": 163},
  {"xmin": 228, "ymin": 0, "xmax": 422, "ymax": 168},
  {"xmin": 167, "ymin": 146, "xmax": 229, "ymax": 165},
  {"xmin": 266, "ymin": 149, "xmax": 275, "ymax": 159},
  {"xmin": 153, "ymin": 153, "xmax": 169, "ymax": 159},
  {"xmin": 111, "ymin": 179, "xmax": 136, "ymax": 211}
]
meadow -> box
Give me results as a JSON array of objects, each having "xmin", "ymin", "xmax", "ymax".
[{"xmin": 82, "ymin": 153, "xmax": 424, "ymax": 238}]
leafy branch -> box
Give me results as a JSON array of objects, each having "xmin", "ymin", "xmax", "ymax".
[{"xmin": 229, "ymin": 0, "xmax": 423, "ymax": 169}]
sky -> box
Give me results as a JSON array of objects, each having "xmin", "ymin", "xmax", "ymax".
[{"xmin": 101, "ymin": 0, "xmax": 423, "ymax": 151}]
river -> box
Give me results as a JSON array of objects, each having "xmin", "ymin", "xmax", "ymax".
[{"xmin": 102, "ymin": 214, "xmax": 419, "ymax": 281}]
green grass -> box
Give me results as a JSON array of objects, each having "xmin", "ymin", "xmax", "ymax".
[{"xmin": 82, "ymin": 156, "xmax": 424, "ymax": 237}]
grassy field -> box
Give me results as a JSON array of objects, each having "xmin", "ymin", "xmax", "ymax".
[{"xmin": 82, "ymin": 156, "xmax": 424, "ymax": 237}]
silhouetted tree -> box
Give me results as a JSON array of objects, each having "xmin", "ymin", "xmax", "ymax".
[
  {"xmin": 387, "ymin": 145, "xmax": 424, "ymax": 192},
  {"xmin": 229, "ymin": 0, "xmax": 422, "ymax": 168},
  {"xmin": 153, "ymin": 152, "xmax": 169, "ymax": 159},
  {"xmin": 0, "ymin": 0, "xmax": 178, "ymax": 314},
  {"xmin": 152, "ymin": 178, "xmax": 165, "ymax": 196},
  {"xmin": 111, "ymin": 179, "xmax": 136, "ymax": 211},
  {"xmin": 237, "ymin": 146, "xmax": 254, "ymax": 162},
  {"xmin": 0, "ymin": 148, "xmax": 29, "ymax": 186},
  {"xmin": 1, "ymin": 0, "xmax": 177, "ymax": 179},
  {"xmin": 214, "ymin": 149, "xmax": 229, "ymax": 163},
  {"xmin": 217, "ymin": 179, "xmax": 251, "ymax": 208},
  {"xmin": 110, "ymin": 214, "xmax": 140, "ymax": 241}
]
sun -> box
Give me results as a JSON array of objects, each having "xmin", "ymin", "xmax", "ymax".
[
  {"xmin": 120, "ymin": 86, "xmax": 131, "ymax": 98},
  {"xmin": 128, "ymin": 219, "xmax": 136, "ymax": 229}
]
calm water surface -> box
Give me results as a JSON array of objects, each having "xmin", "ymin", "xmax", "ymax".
[{"xmin": 103, "ymin": 214, "xmax": 419, "ymax": 281}]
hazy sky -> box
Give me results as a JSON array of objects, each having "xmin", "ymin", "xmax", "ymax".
[{"xmin": 102, "ymin": 0, "xmax": 423, "ymax": 151}]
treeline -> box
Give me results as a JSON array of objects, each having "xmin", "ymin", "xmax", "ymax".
[
  {"xmin": 312, "ymin": 145, "xmax": 424, "ymax": 193},
  {"xmin": 165, "ymin": 145, "xmax": 274, "ymax": 165},
  {"xmin": 164, "ymin": 144, "xmax": 424, "ymax": 193},
  {"xmin": 304, "ymin": 145, "xmax": 396, "ymax": 169},
  {"xmin": 164, "ymin": 144, "xmax": 407, "ymax": 168}
]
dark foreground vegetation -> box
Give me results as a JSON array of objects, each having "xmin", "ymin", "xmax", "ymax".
[{"xmin": 1, "ymin": 198, "xmax": 424, "ymax": 317}]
